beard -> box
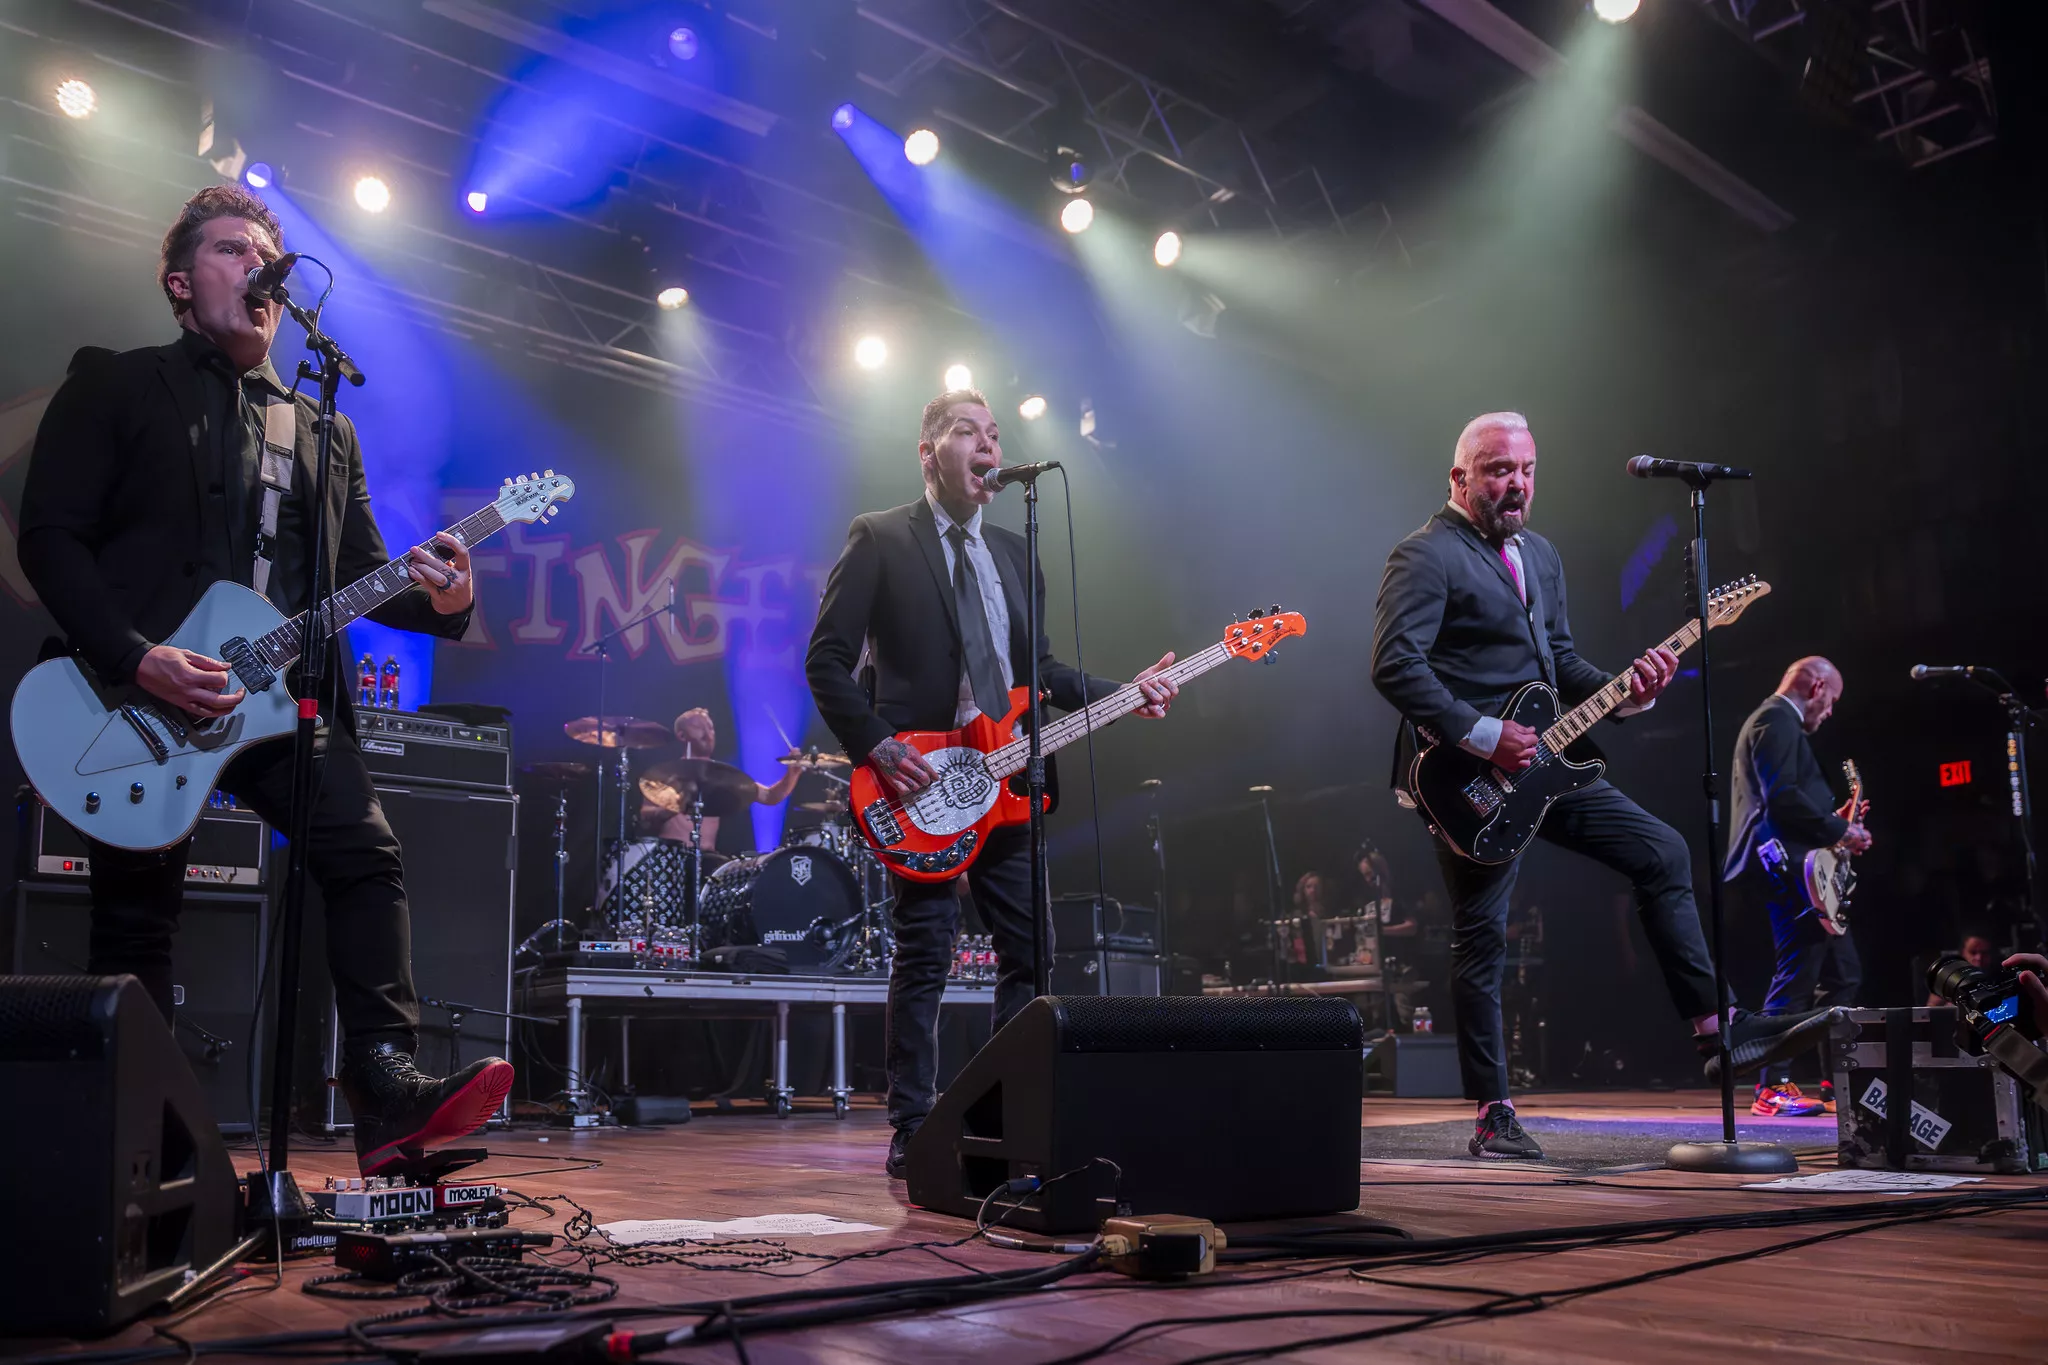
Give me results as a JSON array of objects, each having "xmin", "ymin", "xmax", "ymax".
[{"xmin": 1468, "ymin": 487, "xmax": 1528, "ymax": 541}]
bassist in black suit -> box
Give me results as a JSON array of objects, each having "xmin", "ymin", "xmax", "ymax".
[
  {"xmin": 1726, "ymin": 657, "xmax": 1871, "ymax": 1115},
  {"xmin": 17, "ymin": 186, "xmax": 511, "ymax": 1174},
  {"xmin": 1371, "ymin": 412, "xmax": 1834, "ymax": 1158},
  {"xmin": 806, "ymin": 388, "xmax": 1178, "ymax": 1177}
]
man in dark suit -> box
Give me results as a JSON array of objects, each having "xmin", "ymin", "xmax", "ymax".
[
  {"xmin": 17, "ymin": 186, "xmax": 511, "ymax": 1174},
  {"xmin": 1372, "ymin": 412, "xmax": 1835, "ymax": 1159},
  {"xmin": 806, "ymin": 388, "xmax": 1178, "ymax": 1177},
  {"xmin": 1726, "ymin": 656, "xmax": 1870, "ymax": 1115}
]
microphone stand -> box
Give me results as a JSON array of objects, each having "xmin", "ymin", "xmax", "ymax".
[
  {"xmin": 1025, "ymin": 478, "xmax": 1050, "ymax": 997},
  {"xmin": 580, "ymin": 586, "xmax": 680, "ymax": 941},
  {"xmin": 1663, "ymin": 472, "xmax": 1797, "ymax": 1175},
  {"xmin": 1141, "ymin": 778, "xmax": 1170, "ymax": 989}
]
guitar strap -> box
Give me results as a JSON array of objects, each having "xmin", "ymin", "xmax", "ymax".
[
  {"xmin": 1517, "ymin": 538, "xmax": 1558, "ymax": 688},
  {"xmin": 250, "ymin": 395, "xmax": 297, "ymax": 599}
]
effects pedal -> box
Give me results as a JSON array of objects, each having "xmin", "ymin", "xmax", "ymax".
[
  {"xmin": 334, "ymin": 1227, "xmax": 555, "ymax": 1281},
  {"xmin": 308, "ymin": 1149, "xmax": 510, "ymax": 1232}
]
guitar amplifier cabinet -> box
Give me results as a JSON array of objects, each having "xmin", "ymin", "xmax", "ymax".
[
  {"xmin": 354, "ymin": 709, "xmax": 511, "ymax": 792},
  {"xmin": 1051, "ymin": 949, "xmax": 1162, "ymax": 997},
  {"xmin": 1050, "ymin": 894, "xmax": 1159, "ymax": 952},
  {"xmin": 22, "ymin": 796, "xmax": 268, "ymax": 887}
]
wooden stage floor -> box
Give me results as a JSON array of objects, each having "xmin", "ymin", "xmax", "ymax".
[{"xmin": 18, "ymin": 1090, "xmax": 2048, "ymax": 1363}]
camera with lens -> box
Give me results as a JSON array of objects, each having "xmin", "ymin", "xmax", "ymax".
[{"xmin": 1926, "ymin": 954, "xmax": 2033, "ymax": 1055}]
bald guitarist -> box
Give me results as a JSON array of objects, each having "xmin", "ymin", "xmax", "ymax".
[{"xmin": 805, "ymin": 387, "xmax": 1177, "ymax": 1179}]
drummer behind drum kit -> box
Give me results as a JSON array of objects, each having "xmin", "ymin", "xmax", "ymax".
[{"xmin": 524, "ymin": 714, "xmax": 898, "ymax": 975}]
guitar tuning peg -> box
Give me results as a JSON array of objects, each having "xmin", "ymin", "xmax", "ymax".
[
  {"xmin": 502, "ymin": 477, "xmax": 513, "ymax": 487},
  {"xmin": 1248, "ymin": 608, "xmax": 1264, "ymax": 619},
  {"xmin": 1263, "ymin": 649, "xmax": 1279, "ymax": 665},
  {"xmin": 1269, "ymin": 603, "xmax": 1280, "ymax": 615},
  {"xmin": 544, "ymin": 468, "xmax": 555, "ymax": 477}
]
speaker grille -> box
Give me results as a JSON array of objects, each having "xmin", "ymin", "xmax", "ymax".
[
  {"xmin": 1049, "ymin": 995, "xmax": 1362, "ymax": 1053},
  {"xmin": 0, "ymin": 975, "xmax": 116, "ymax": 1060}
]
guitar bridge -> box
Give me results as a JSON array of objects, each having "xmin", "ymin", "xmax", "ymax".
[
  {"xmin": 1462, "ymin": 776, "xmax": 1504, "ymax": 816},
  {"xmin": 863, "ymin": 801, "xmax": 905, "ymax": 848},
  {"xmin": 220, "ymin": 636, "xmax": 276, "ymax": 694},
  {"xmin": 877, "ymin": 831, "xmax": 977, "ymax": 875}
]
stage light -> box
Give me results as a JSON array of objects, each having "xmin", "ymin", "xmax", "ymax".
[
  {"xmin": 1592, "ymin": 0, "xmax": 1641, "ymax": 22},
  {"xmin": 55, "ymin": 79, "xmax": 97, "ymax": 120},
  {"xmin": 657, "ymin": 285, "xmax": 689, "ymax": 311},
  {"xmin": 465, "ymin": 189, "xmax": 488, "ymax": 213},
  {"xmin": 903, "ymin": 128, "xmax": 940, "ymax": 166},
  {"xmin": 853, "ymin": 335, "xmax": 888, "ymax": 370},
  {"xmin": 832, "ymin": 104, "xmax": 856, "ymax": 131},
  {"xmin": 668, "ymin": 26, "xmax": 699, "ymax": 60},
  {"xmin": 1154, "ymin": 230, "xmax": 1182, "ymax": 267},
  {"xmin": 244, "ymin": 163, "xmax": 274, "ymax": 190},
  {"xmin": 1051, "ymin": 145, "xmax": 1091, "ymax": 194},
  {"xmin": 354, "ymin": 175, "xmax": 391, "ymax": 213},
  {"xmin": 943, "ymin": 363, "xmax": 973, "ymax": 391},
  {"xmin": 1060, "ymin": 198, "xmax": 1094, "ymax": 234},
  {"xmin": 1018, "ymin": 395, "xmax": 1047, "ymax": 421}
]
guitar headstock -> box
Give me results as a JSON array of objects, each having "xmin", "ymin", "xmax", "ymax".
[
  {"xmin": 1843, "ymin": 759, "xmax": 1862, "ymax": 795},
  {"xmin": 1704, "ymin": 575, "xmax": 1770, "ymax": 629},
  {"xmin": 497, "ymin": 470, "xmax": 576, "ymax": 524},
  {"xmin": 1223, "ymin": 605, "xmax": 1307, "ymax": 662}
]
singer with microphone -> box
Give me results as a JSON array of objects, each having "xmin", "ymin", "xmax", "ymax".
[
  {"xmin": 805, "ymin": 386, "xmax": 1179, "ymax": 1179},
  {"xmin": 16, "ymin": 185, "xmax": 509, "ymax": 1175}
]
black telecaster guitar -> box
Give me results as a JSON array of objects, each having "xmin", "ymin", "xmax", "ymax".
[{"xmin": 1408, "ymin": 577, "xmax": 1770, "ymax": 865}]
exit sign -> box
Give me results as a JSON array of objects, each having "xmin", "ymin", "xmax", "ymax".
[{"xmin": 1940, "ymin": 760, "xmax": 1973, "ymax": 787}]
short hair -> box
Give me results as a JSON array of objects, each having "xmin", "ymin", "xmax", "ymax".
[
  {"xmin": 1453, "ymin": 411, "xmax": 1530, "ymax": 470},
  {"xmin": 159, "ymin": 185, "xmax": 284, "ymax": 317},
  {"xmin": 919, "ymin": 388, "xmax": 991, "ymax": 450}
]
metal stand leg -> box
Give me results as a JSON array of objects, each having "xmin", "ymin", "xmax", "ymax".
[
  {"xmin": 772, "ymin": 1001, "xmax": 793, "ymax": 1118},
  {"xmin": 619, "ymin": 1017, "xmax": 632, "ymax": 1091},
  {"xmin": 566, "ymin": 994, "xmax": 585, "ymax": 1103},
  {"xmin": 830, "ymin": 1003, "xmax": 850, "ymax": 1118}
]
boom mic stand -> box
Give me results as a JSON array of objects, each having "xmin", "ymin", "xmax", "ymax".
[
  {"xmin": 1659, "ymin": 470, "xmax": 1798, "ymax": 1175},
  {"xmin": 1021, "ymin": 475, "xmax": 1052, "ymax": 996}
]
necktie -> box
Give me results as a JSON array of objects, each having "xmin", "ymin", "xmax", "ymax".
[
  {"xmin": 947, "ymin": 525, "xmax": 1010, "ymax": 723},
  {"xmin": 1499, "ymin": 541, "xmax": 1525, "ymax": 603}
]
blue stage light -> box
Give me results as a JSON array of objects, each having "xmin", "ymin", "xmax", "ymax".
[
  {"xmin": 465, "ymin": 190, "xmax": 488, "ymax": 214},
  {"xmin": 668, "ymin": 26, "xmax": 699, "ymax": 60},
  {"xmin": 832, "ymin": 104, "xmax": 856, "ymax": 131},
  {"xmin": 245, "ymin": 163, "xmax": 274, "ymax": 190}
]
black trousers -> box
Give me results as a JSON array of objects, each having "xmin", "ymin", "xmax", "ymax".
[
  {"xmin": 885, "ymin": 822, "xmax": 1042, "ymax": 1130},
  {"xmin": 1434, "ymin": 779, "xmax": 1721, "ymax": 1103},
  {"xmin": 1754, "ymin": 867, "xmax": 1860, "ymax": 1085},
  {"xmin": 85, "ymin": 727, "xmax": 419, "ymax": 1044}
]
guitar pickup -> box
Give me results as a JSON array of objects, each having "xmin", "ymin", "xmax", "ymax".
[
  {"xmin": 1461, "ymin": 776, "xmax": 1504, "ymax": 816},
  {"xmin": 117, "ymin": 705, "xmax": 171, "ymax": 765},
  {"xmin": 863, "ymin": 801, "xmax": 905, "ymax": 847},
  {"xmin": 220, "ymin": 636, "xmax": 275, "ymax": 694},
  {"xmin": 878, "ymin": 831, "xmax": 977, "ymax": 875}
]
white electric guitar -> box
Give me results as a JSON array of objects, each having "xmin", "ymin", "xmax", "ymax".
[
  {"xmin": 10, "ymin": 472, "xmax": 574, "ymax": 852},
  {"xmin": 1802, "ymin": 759, "xmax": 1863, "ymax": 936}
]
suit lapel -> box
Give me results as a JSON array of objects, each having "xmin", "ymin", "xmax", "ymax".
[
  {"xmin": 156, "ymin": 344, "xmax": 212, "ymax": 527},
  {"xmin": 907, "ymin": 498, "xmax": 962, "ymax": 644},
  {"xmin": 1441, "ymin": 512, "xmax": 1553, "ymax": 683},
  {"xmin": 1441, "ymin": 511, "xmax": 1526, "ymax": 607}
]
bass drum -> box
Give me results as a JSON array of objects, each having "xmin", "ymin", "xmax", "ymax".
[{"xmin": 701, "ymin": 846, "xmax": 862, "ymax": 960}]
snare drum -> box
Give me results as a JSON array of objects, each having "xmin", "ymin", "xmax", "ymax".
[{"xmin": 701, "ymin": 846, "xmax": 862, "ymax": 965}]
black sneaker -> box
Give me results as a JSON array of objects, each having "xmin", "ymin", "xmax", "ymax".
[
  {"xmin": 1469, "ymin": 1102, "xmax": 1544, "ymax": 1160},
  {"xmin": 886, "ymin": 1124, "xmax": 916, "ymax": 1180},
  {"xmin": 340, "ymin": 1040, "xmax": 515, "ymax": 1177},
  {"xmin": 1700, "ymin": 1007, "xmax": 1846, "ymax": 1084}
]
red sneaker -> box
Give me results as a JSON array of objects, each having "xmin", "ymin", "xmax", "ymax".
[{"xmin": 1751, "ymin": 1081, "xmax": 1825, "ymax": 1118}]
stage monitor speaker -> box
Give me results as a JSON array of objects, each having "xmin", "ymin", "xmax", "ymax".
[
  {"xmin": 1363, "ymin": 1033, "xmax": 1462, "ymax": 1098},
  {"xmin": 905, "ymin": 995, "xmax": 1364, "ymax": 1232},
  {"xmin": 9, "ymin": 881, "xmax": 268, "ymax": 1131},
  {"xmin": 0, "ymin": 975, "xmax": 237, "ymax": 1336}
]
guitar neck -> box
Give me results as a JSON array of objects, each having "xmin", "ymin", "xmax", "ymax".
[
  {"xmin": 984, "ymin": 641, "xmax": 1235, "ymax": 780},
  {"xmin": 251, "ymin": 504, "xmax": 506, "ymax": 671},
  {"xmin": 1540, "ymin": 617, "xmax": 1702, "ymax": 752}
]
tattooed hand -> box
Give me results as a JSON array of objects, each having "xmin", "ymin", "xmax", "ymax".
[{"xmin": 869, "ymin": 737, "xmax": 938, "ymax": 797}]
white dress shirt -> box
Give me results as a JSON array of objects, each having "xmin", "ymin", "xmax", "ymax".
[{"xmin": 927, "ymin": 491, "xmax": 1014, "ymax": 726}]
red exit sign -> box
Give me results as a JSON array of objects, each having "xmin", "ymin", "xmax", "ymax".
[{"xmin": 1940, "ymin": 760, "xmax": 1973, "ymax": 788}]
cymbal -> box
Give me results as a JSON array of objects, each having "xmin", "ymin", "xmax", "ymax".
[
  {"xmin": 565, "ymin": 715, "xmax": 672, "ymax": 749},
  {"xmin": 521, "ymin": 761, "xmax": 593, "ymax": 783},
  {"xmin": 796, "ymin": 798, "xmax": 850, "ymax": 815},
  {"xmin": 639, "ymin": 756, "xmax": 758, "ymax": 818},
  {"xmin": 778, "ymin": 751, "xmax": 851, "ymax": 769}
]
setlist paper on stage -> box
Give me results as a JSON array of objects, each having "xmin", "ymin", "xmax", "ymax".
[
  {"xmin": 1744, "ymin": 1170, "xmax": 1985, "ymax": 1192},
  {"xmin": 597, "ymin": 1214, "xmax": 888, "ymax": 1244}
]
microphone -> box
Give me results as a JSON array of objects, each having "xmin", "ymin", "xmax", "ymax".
[
  {"xmin": 979, "ymin": 461, "xmax": 1062, "ymax": 492},
  {"xmin": 1910, "ymin": 665, "xmax": 1976, "ymax": 681},
  {"xmin": 244, "ymin": 252, "xmax": 302, "ymax": 303},
  {"xmin": 666, "ymin": 577, "xmax": 678, "ymax": 616},
  {"xmin": 1626, "ymin": 455, "xmax": 1754, "ymax": 482}
]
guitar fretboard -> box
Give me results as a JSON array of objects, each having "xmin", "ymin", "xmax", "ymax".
[
  {"xmin": 254, "ymin": 504, "xmax": 506, "ymax": 671},
  {"xmin": 1540, "ymin": 618, "xmax": 1704, "ymax": 752},
  {"xmin": 982, "ymin": 641, "xmax": 1237, "ymax": 780}
]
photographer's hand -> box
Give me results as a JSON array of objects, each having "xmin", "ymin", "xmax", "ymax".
[{"xmin": 2002, "ymin": 953, "xmax": 2048, "ymax": 1033}]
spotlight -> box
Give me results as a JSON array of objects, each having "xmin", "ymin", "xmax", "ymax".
[
  {"xmin": 657, "ymin": 286, "xmax": 689, "ymax": 311},
  {"xmin": 831, "ymin": 104, "xmax": 856, "ymax": 131},
  {"xmin": 1592, "ymin": 0, "xmax": 1640, "ymax": 21},
  {"xmin": 1060, "ymin": 198, "xmax": 1094, "ymax": 234},
  {"xmin": 1153, "ymin": 231, "xmax": 1182, "ymax": 267},
  {"xmin": 244, "ymin": 163, "xmax": 274, "ymax": 191},
  {"xmin": 1050, "ymin": 145, "xmax": 1091, "ymax": 194},
  {"xmin": 853, "ymin": 335, "xmax": 888, "ymax": 370},
  {"xmin": 943, "ymin": 363, "xmax": 973, "ymax": 391},
  {"xmin": 354, "ymin": 176, "xmax": 391, "ymax": 213},
  {"xmin": 1018, "ymin": 395, "xmax": 1047, "ymax": 421},
  {"xmin": 55, "ymin": 79, "xmax": 97, "ymax": 120},
  {"xmin": 903, "ymin": 128, "xmax": 940, "ymax": 166},
  {"xmin": 465, "ymin": 190, "xmax": 488, "ymax": 213},
  {"xmin": 668, "ymin": 26, "xmax": 699, "ymax": 60}
]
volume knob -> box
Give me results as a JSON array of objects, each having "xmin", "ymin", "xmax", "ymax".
[
  {"xmin": 85, "ymin": 792, "xmax": 101, "ymax": 814},
  {"xmin": 130, "ymin": 782, "xmax": 145, "ymax": 803}
]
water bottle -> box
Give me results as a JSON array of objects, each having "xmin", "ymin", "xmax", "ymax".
[
  {"xmin": 1414, "ymin": 1006, "xmax": 1433, "ymax": 1035},
  {"xmin": 357, "ymin": 654, "xmax": 378, "ymax": 709},
  {"xmin": 379, "ymin": 655, "xmax": 400, "ymax": 710}
]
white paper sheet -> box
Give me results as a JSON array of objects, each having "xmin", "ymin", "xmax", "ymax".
[
  {"xmin": 1743, "ymin": 1170, "xmax": 1985, "ymax": 1192},
  {"xmin": 596, "ymin": 1214, "xmax": 888, "ymax": 1245}
]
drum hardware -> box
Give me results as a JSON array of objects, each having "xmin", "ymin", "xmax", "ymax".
[
  {"xmin": 778, "ymin": 749, "xmax": 850, "ymax": 769},
  {"xmin": 795, "ymin": 798, "xmax": 851, "ymax": 815}
]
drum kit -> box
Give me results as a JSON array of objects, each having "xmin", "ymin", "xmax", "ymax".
[{"xmin": 522, "ymin": 713, "xmax": 896, "ymax": 974}]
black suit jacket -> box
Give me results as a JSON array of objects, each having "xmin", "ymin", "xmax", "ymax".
[
  {"xmin": 1725, "ymin": 695, "xmax": 1848, "ymax": 879},
  {"xmin": 18, "ymin": 339, "xmax": 470, "ymax": 729},
  {"xmin": 1371, "ymin": 509, "xmax": 1614, "ymax": 788},
  {"xmin": 805, "ymin": 497, "xmax": 1121, "ymax": 765}
]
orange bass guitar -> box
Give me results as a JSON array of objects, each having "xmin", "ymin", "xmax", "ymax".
[{"xmin": 849, "ymin": 611, "xmax": 1308, "ymax": 882}]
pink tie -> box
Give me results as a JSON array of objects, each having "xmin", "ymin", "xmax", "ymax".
[{"xmin": 1499, "ymin": 543, "xmax": 1525, "ymax": 603}]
